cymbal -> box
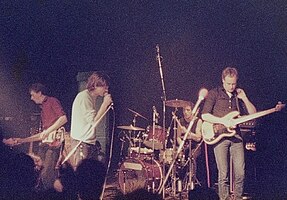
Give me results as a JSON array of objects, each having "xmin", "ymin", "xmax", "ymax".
[
  {"xmin": 117, "ymin": 125, "xmax": 145, "ymax": 131},
  {"xmin": 165, "ymin": 99, "xmax": 191, "ymax": 108},
  {"xmin": 128, "ymin": 108, "xmax": 148, "ymax": 120}
]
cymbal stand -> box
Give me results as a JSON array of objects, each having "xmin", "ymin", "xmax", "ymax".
[
  {"xmin": 151, "ymin": 106, "xmax": 159, "ymax": 193},
  {"xmin": 156, "ymin": 44, "xmax": 168, "ymax": 198},
  {"xmin": 119, "ymin": 133, "xmax": 125, "ymax": 162},
  {"xmin": 158, "ymin": 111, "xmax": 198, "ymax": 194},
  {"xmin": 172, "ymin": 110, "xmax": 178, "ymax": 197},
  {"xmin": 128, "ymin": 114, "xmax": 138, "ymax": 157},
  {"xmin": 185, "ymin": 140, "xmax": 203, "ymax": 191}
]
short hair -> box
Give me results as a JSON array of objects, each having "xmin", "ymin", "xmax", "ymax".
[
  {"xmin": 29, "ymin": 83, "xmax": 47, "ymax": 95},
  {"xmin": 221, "ymin": 67, "xmax": 238, "ymax": 80},
  {"xmin": 86, "ymin": 72, "xmax": 110, "ymax": 91},
  {"xmin": 186, "ymin": 101, "xmax": 194, "ymax": 109}
]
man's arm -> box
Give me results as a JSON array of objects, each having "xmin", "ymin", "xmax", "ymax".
[
  {"xmin": 18, "ymin": 115, "xmax": 68, "ymax": 142},
  {"xmin": 236, "ymin": 88, "xmax": 256, "ymax": 114},
  {"xmin": 177, "ymin": 119, "xmax": 202, "ymax": 144},
  {"xmin": 93, "ymin": 94, "xmax": 112, "ymax": 124},
  {"xmin": 40, "ymin": 115, "xmax": 68, "ymax": 139},
  {"xmin": 201, "ymin": 89, "xmax": 226, "ymax": 125}
]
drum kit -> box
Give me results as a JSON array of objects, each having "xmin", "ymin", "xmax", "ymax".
[{"xmin": 117, "ymin": 100, "xmax": 202, "ymax": 197}]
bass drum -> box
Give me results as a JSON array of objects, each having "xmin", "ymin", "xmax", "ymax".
[{"xmin": 118, "ymin": 158, "xmax": 163, "ymax": 194}]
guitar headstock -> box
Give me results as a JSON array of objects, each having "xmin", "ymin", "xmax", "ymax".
[
  {"xmin": 275, "ymin": 102, "xmax": 286, "ymax": 112},
  {"xmin": 3, "ymin": 138, "xmax": 20, "ymax": 147}
]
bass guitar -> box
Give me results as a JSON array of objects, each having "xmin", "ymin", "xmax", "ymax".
[{"xmin": 202, "ymin": 102, "xmax": 285, "ymax": 145}]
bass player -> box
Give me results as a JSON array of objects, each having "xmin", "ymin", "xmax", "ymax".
[{"xmin": 201, "ymin": 67, "xmax": 256, "ymax": 200}]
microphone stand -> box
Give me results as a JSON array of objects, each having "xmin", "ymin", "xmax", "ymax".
[
  {"xmin": 61, "ymin": 103, "xmax": 113, "ymax": 166},
  {"xmin": 156, "ymin": 44, "xmax": 167, "ymax": 197}
]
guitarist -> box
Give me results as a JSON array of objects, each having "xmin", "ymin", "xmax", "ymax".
[
  {"xmin": 201, "ymin": 67, "xmax": 256, "ymax": 200},
  {"xmin": 18, "ymin": 83, "xmax": 68, "ymax": 191}
]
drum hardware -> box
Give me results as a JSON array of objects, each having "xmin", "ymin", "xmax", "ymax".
[
  {"xmin": 117, "ymin": 125, "xmax": 146, "ymax": 156},
  {"xmin": 159, "ymin": 110, "xmax": 198, "ymax": 194},
  {"xmin": 156, "ymin": 108, "xmax": 181, "ymax": 197},
  {"xmin": 128, "ymin": 108, "xmax": 148, "ymax": 121},
  {"xmin": 150, "ymin": 105, "xmax": 160, "ymax": 193},
  {"xmin": 171, "ymin": 110, "xmax": 179, "ymax": 196},
  {"xmin": 185, "ymin": 140, "xmax": 203, "ymax": 191}
]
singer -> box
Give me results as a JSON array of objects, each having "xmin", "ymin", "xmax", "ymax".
[
  {"xmin": 201, "ymin": 67, "xmax": 256, "ymax": 200},
  {"xmin": 70, "ymin": 72, "xmax": 113, "ymax": 169}
]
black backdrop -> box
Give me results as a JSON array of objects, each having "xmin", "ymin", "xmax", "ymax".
[{"xmin": 1, "ymin": 1, "xmax": 287, "ymax": 198}]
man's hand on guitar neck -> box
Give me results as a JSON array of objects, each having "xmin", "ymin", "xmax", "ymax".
[
  {"xmin": 39, "ymin": 130, "xmax": 49, "ymax": 140},
  {"xmin": 6, "ymin": 130, "xmax": 48, "ymax": 146}
]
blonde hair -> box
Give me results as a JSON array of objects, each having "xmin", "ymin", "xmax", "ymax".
[{"xmin": 221, "ymin": 67, "xmax": 238, "ymax": 80}]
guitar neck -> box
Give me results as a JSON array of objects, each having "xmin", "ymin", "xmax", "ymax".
[
  {"xmin": 234, "ymin": 108, "xmax": 277, "ymax": 125},
  {"xmin": 21, "ymin": 133, "xmax": 42, "ymax": 144}
]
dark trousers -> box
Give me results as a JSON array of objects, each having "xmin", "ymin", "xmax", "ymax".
[{"xmin": 38, "ymin": 144, "xmax": 60, "ymax": 190}]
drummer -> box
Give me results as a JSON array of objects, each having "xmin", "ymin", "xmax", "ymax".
[
  {"xmin": 177, "ymin": 102, "xmax": 202, "ymax": 144},
  {"xmin": 176, "ymin": 102, "xmax": 202, "ymax": 180}
]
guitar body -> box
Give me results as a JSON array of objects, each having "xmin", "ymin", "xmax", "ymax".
[
  {"xmin": 202, "ymin": 102, "xmax": 285, "ymax": 145},
  {"xmin": 42, "ymin": 127, "xmax": 65, "ymax": 148},
  {"xmin": 202, "ymin": 111, "xmax": 239, "ymax": 145},
  {"xmin": 202, "ymin": 122, "xmax": 236, "ymax": 145}
]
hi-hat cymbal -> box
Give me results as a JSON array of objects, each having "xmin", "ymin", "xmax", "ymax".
[
  {"xmin": 165, "ymin": 99, "xmax": 192, "ymax": 108},
  {"xmin": 117, "ymin": 125, "xmax": 145, "ymax": 131},
  {"xmin": 128, "ymin": 108, "xmax": 148, "ymax": 120}
]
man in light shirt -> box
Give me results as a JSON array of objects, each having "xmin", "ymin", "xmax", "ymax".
[{"xmin": 70, "ymin": 72, "xmax": 112, "ymax": 169}]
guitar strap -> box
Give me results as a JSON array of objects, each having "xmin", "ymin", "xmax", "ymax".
[
  {"xmin": 235, "ymin": 96, "xmax": 240, "ymax": 113},
  {"xmin": 234, "ymin": 95, "xmax": 244, "ymax": 139}
]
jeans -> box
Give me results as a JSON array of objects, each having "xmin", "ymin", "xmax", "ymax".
[{"xmin": 214, "ymin": 137, "xmax": 245, "ymax": 200}]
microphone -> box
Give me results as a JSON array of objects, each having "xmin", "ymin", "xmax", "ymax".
[
  {"xmin": 156, "ymin": 44, "xmax": 160, "ymax": 60},
  {"xmin": 156, "ymin": 44, "xmax": 159, "ymax": 53},
  {"xmin": 104, "ymin": 92, "xmax": 113, "ymax": 109},
  {"xmin": 191, "ymin": 88, "xmax": 208, "ymax": 116},
  {"xmin": 152, "ymin": 106, "xmax": 159, "ymax": 123},
  {"xmin": 110, "ymin": 102, "xmax": 114, "ymax": 110},
  {"xmin": 152, "ymin": 106, "xmax": 159, "ymax": 117}
]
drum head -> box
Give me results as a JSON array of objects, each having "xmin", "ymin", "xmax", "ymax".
[
  {"xmin": 118, "ymin": 158, "xmax": 162, "ymax": 194},
  {"xmin": 118, "ymin": 159, "xmax": 147, "ymax": 193}
]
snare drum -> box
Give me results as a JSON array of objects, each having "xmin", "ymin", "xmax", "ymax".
[{"xmin": 118, "ymin": 158, "xmax": 163, "ymax": 194}]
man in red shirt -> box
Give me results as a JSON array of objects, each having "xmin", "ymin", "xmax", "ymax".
[{"xmin": 23, "ymin": 83, "xmax": 67, "ymax": 191}]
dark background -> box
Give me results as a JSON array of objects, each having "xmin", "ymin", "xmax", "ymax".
[{"xmin": 1, "ymin": 1, "xmax": 287, "ymax": 198}]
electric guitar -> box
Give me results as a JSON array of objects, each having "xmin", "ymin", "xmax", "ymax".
[
  {"xmin": 15, "ymin": 127, "xmax": 66, "ymax": 148},
  {"xmin": 202, "ymin": 102, "xmax": 285, "ymax": 145}
]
